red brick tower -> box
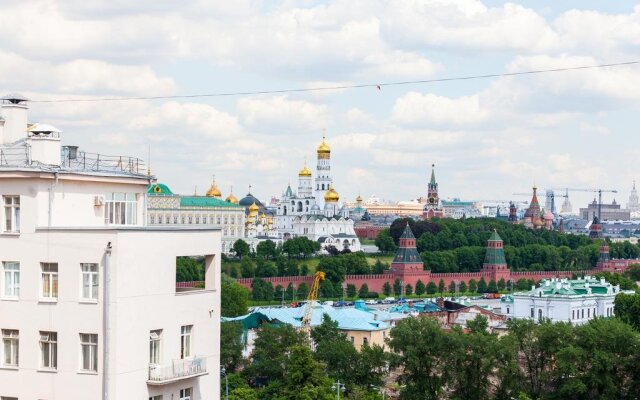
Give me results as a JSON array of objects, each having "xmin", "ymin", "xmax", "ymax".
[
  {"xmin": 390, "ymin": 223, "xmax": 424, "ymax": 275},
  {"xmin": 481, "ymin": 230, "xmax": 510, "ymax": 282}
]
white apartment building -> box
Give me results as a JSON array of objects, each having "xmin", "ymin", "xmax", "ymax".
[
  {"xmin": 502, "ymin": 276, "xmax": 631, "ymax": 325},
  {"xmin": 0, "ymin": 94, "xmax": 220, "ymax": 400}
]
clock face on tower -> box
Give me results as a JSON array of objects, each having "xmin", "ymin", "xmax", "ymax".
[{"xmin": 429, "ymin": 197, "xmax": 435, "ymax": 204}]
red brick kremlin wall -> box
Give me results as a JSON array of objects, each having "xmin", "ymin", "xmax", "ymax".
[{"xmin": 235, "ymin": 269, "xmax": 577, "ymax": 293}]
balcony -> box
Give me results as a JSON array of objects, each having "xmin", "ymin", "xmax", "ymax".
[{"xmin": 147, "ymin": 357, "xmax": 208, "ymax": 385}]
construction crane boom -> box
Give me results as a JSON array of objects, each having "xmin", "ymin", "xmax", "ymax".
[{"xmin": 301, "ymin": 271, "xmax": 325, "ymax": 345}]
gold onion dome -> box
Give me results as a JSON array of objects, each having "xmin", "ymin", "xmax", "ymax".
[
  {"xmin": 205, "ymin": 176, "xmax": 222, "ymax": 198},
  {"xmin": 317, "ymin": 131, "xmax": 330, "ymax": 155},
  {"xmin": 249, "ymin": 202, "xmax": 259, "ymax": 213},
  {"xmin": 299, "ymin": 163, "xmax": 312, "ymax": 177},
  {"xmin": 356, "ymin": 194, "xmax": 363, "ymax": 202},
  {"xmin": 226, "ymin": 192, "xmax": 238, "ymax": 204},
  {"xmin": 324, "ymin": 185, "xmax": 340, "ymax": 202}
]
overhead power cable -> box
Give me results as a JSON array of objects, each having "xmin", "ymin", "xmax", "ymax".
[{"xmin": 30, "ymin": 60, "xmax": 640, "ymax": 103}]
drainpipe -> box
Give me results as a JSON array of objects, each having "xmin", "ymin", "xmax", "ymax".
[
  {"xmin": 103, "ymin": 242, "xmax": 112, "ymax": 400},
  {"xmin": 47, "ymin": 172, "xmax": 59, "ymax": 227}
]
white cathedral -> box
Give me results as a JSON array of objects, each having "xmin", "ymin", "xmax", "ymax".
[{"xmin": 275, "ymin": 134, "xmax": 361, "ymax": 252}]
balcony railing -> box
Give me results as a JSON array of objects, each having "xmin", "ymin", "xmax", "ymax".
[{"xmin": 147, "ymin": 357, "xmax": 207, "ymax": 385}]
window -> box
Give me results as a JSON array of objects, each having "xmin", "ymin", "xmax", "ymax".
[
  {"xmin": 2, "ymin": 329, "xmax": 19, "ymax": 366},
  {"xmin": 149, "ymin": 396, "xmax": 163, "ymax": 400},
  {"xmin": 3, "ymin": 262, "xmax": 19, "ymax": 298},
  {"xmin": 40, "ymin": 331, "xmax": 57, "ymax": 370},
  {"xmin": 180, "ymin": 325, "xmax": 192, "ymax": 359},
  {"xmin": 581, "ymin": 309, "xmax": 584, "ymax": 319},
  {"xmin": 530, "ymin": 307, "xmax": 534, "ymax": 318},
  {"xmin": 81, "ymin": 263, "xmax": 99, "ymax": 301},
  {"xmin": 587, "ymin": 308, "xmax": 591, "ymax": 318},
  {"xmin": 179, "ymin": 388, "xmax": 192, "ymax": 400},
  {"xmin": 506, "ymin": 307, "xmax": 510, "ymax": 314},
  {"xmin": 350, "ymin": 336, "xmax": 354, "ymax": 344},
  {"xmin": 572, "ymin": 309, "xmax": 575, "ymax": 320},
  {"xmin": 80, "ymin": 333, "xmax": 98, "ymax": 372},
  {"xmin": 41, "ymin": 263, "xmax": 58, "ymax": 300},
  {"xmin": 105, "ymin": 193, "xmax": 137, "ymax": 225},
  {"xmin": 150, "ymin": 330, "xmax": 162, "ymax": 365},
  {"xmin": 363, "ymin": 337, "xmax": 368, "ymax": 346},
  {"xmin": 538, "ymin": 309, "xmax": 543, "ymax": 321},
  {"xmin": 3, "ymin": 196, "xmax": 20, "ymax": 233}
]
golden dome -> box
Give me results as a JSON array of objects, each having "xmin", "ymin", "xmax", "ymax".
[
  {"xmin": 356, "ymin": 194, "xmax": 363, "ymax": 202},
  {"xmin": 299, "ymin": 163, "xmax": 312, "ymax": 177},
  {"xmin": 249, "ymin": 202, "xmax": 259, "ymax": 213},
  {"xmin": 225, "ymin": 186, "xmax": 238, "ymax": 204},
  {"xmin": 317, "ymin": 130, "xmax": 330, "ymax": 155},
  {"xmin": 324, "ymin": 185, "xmax": 340, "ymax": 202},
  {"xmin": 205, "ymin": 175, "xmax": 222, "ymax": 198}
]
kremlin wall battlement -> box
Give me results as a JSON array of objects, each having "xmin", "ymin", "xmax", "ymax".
[{"xmin": 234, "ymin": 225, "xmax": 624, "ymax": 295}]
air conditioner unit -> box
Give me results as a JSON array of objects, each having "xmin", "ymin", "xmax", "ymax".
[{"xmin": 94, "ymin": 196, "xmax": 105, "ymax": 206}]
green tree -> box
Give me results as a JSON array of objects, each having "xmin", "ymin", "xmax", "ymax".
[
  {"xmin": 358, "ymin": 283, "xmax": 369, "ymax": 298},
  {"xmin": 477, "ymin": 277, "xmax": 488, "ymax": 293},
  {"xmin": 426, "ymin": 281, "xmax": 438, "ymax": 294},
  {"xmin": 297, "ymin": 282, "xmax": 309, "ymax": 298},
  {"xmin": 244, "ymin": 324, "xmax": 305, "ymax": 384},
  {"xmin": 176, "ymin": 256, "xmax": 204, "ymax": 282},
  {"xmin": 388, "ymin": 317, "xmax": 451, "ymax": 400},
  {"xmin": 255, "ymin": 258, "xmax": 277, "ymax": 277},
  {"xmin": 448, "ymin": 280, "xmax": 457, "ymax": 294},
  {"xmin": 382, "ymin": 282, "xmax": 392, "ymax": 296},
  {"xmin": 415, "ymin": 280, "xmax": 426, "ymax": 296},
  {"xmin": 240, "ymin": 257, "xmax": 255, "ymax": 278},
  {"xmin": 222, "ymin": 278, "xmax": 249, "ymax": 317},
  {"xmin": 256, "ymin": 239, "xmax": 278, "ymax": 259},
  {"xmin": 221, "ymin": 322, "xmax": 244, "ymax": 372},
  {"xmin": 405, "ymin": 284, "xmax": 413, "ymax": 296},
  {"xmin": 269, "ymin": 346, "xmax": 335, "ymax": 400},
  {"xmin": 233, "ymin": 239, "xmax": 250, "ymax": 258},
  {"xmin": 516, "ymin": 278, "xmax": 530, "ymax": 290},
  {"xmin": 625, "ymin": 264, "xmax": 640, "ymax": 281},
  {"xmin": 251, "ymin": 278, "xmax": 274, "ymax": 301},
  {"xmin": 487, "ymin": 279, "xmax": 498, "ymax": 293},
  {"xmin": 375, "ymin": 229, "xmax": 397, "ymax": 253},
  {"xmin": 469, "ymin": 279, "xmax": 478, "ymax": 293},
  {"xmin": 393, "ymin": 278, "xmax": 402, "ymax": 296},
  {"xmin": 615, "ymin": 293, "xmax": 640, "ymax": 331},
  {"xmin": 498, "ymin": 278, "xmax": 507, "ymax": 291},
  {"xmin": 459, "ymin": 281, "xmax": 467, "ymax": 293},
  {"xmin": 438, "ymin": 279, "xmax": 446, "ymax": 294},
  {"xmin": 373, "ymin": 259, "xmax": 387, "ymax": 274},
  {"xmin": 346, "ymin": 284, "xmax": 357, "ymax": 298},
  {"xmin": 312, "ymin": 315, "xmax": 358, "ymax": 384}
]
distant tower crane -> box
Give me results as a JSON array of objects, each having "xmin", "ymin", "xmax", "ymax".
[
  {"xmin": 550, "ymin": 188, "xmax": 618, "ymax": 220},
  {"xmin": 301, "ymin": 271, "xmax": 325, "ymax": 347}
]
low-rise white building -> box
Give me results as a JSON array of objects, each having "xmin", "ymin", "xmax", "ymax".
[
  {"xmin": 293, "ymin": 215, "xmax": 361, "ymax": 252},
  {"xmin": 503, "ymin": 276, "xmax": 631, "ymax": 325},
  {"xmin": 0, "ymin": 94, "xmax": 220, "ymax": 400}
]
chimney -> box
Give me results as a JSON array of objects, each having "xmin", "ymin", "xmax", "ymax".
[{"xmin": 1, "ymin": 93, "xmax": 29, "ymax": 144}]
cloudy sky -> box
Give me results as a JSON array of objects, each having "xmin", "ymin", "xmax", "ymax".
[{"xmin": 3, "ymin": 0, "xmax": 640, "ymax": 209}]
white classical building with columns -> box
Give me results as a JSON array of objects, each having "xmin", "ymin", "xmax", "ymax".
[
  {"xmin": 502, "ymin": 276, "xmax": 631, "ymax": 325},
  {"xmin": 0, "ymin": 94, "xmax": 220, "ymax": 400}
]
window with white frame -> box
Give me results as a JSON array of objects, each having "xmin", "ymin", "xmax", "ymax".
[
  {"xmin": 105, "ymin": 193, "xmax": 137, "ymax": 225},
  {"xmin": 2, "ymin": 329, "xmax": 19, "ymax": 367},
  {"xmin": 80, "ymin": 333, "xmax": 98, "ymax": 372},
  {"xmin": 81, "ymin": 263, "xmax": 99, "ymax": 301},
  {"xmin": 41, "ymin": 263, "xmax": 58, "ymax": 300},
  {"xmin": 3, "ymin": 262, "xmax": 20, "ymax": 298},
  {"xmin": 149, "ymin": 330, "xmax": 162, "ymax": 365},
  {"xmin": 180, "ymin": 325, "xmax": 192, "ymax": 359},
  {"xmin": 179, "ymin": 388, "xmax": 192, "ymax": 400},
  {"xmin": 40, "ymin": 331, "xmax": 57, "ymax": 370},
  {"xmin": 3, "ymin": 196, "xmax": 20, "ymax": 233}
]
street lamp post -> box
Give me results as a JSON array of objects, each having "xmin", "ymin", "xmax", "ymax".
[
  {"xmin": 332, "ymin": 381, "xmax": 346, "ymax": 400},
  {"xmin": 221, "ymin": 367, "xmax": 229, "ymax": 400}
]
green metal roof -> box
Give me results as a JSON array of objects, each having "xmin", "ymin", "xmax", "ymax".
[
  {"xmin": 483, "ymin": 231, "xmax": 506, "ymax": 265},
  {"xmin": 147, "ymin": 183, "xmax": 173, "ymax": 195},
  {"xmin": 180, "ymin": 196, "xmax": 243, "ymax": 208}
]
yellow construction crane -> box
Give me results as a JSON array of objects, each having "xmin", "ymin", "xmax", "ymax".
[{"xmin": 301, "ymin": 271, "xmax": 325, "ymax": 343}]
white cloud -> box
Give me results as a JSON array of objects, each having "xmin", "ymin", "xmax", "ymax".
[
  {"xmin": 392, "ymin": 92, "xmax": 489, "ymax": 126},
  {"xmin": 237, "ymin": 96, "xmax": 329, "ymax": 132}
]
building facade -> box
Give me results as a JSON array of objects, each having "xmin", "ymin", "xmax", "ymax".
[
  {"xmin": 147, "ymin": 182, "xmax": 245, "ymax": 254},
  {"xmin": 0, "ymin": 94, "xmax": 220, "ymax": 400},
  {"xmin": 579, "ymin": 199, "xmax": 630, "ymax": 221},
  {"xmin": 505, "ymin": 276, "xmax": 629, "ymax": 325}
]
